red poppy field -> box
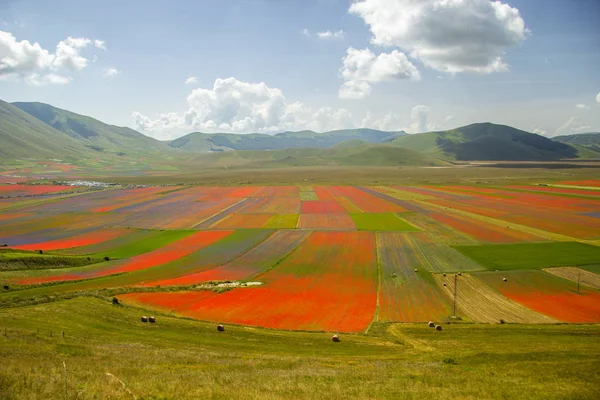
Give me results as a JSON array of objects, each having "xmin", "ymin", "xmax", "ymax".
[{"xmin": 1, "ymin": 182, "xmax": 599, "ymax": 332}]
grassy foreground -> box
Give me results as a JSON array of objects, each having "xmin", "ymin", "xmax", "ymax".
[{"xmin": 0, "ymin": 298, "xmax": 599, "ymax": 399}]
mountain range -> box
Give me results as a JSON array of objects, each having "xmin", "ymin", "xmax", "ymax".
[{"xmin": 1, "ymin": 99, "xmax": 599, "ymax": 167}]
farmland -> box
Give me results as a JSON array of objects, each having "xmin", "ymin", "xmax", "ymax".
[
  {"xmin": 0, "ymin": 180, "xmax": 598, "ymax": 326},
  {"xmin": 0, "ymin": 173, "xmax": 599, "ymax": 398}
]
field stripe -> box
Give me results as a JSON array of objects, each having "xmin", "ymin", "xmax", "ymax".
[
  {"xmin": 17, "ymin": 231, "xmax": 233, "ymax": 284},
  {"xmin": 147, "ymin": 230, "xmax": 311, "ymax": 285},
  {"xmin": 543, "ymin": 267, "xmax": 600, "ymax": 290},
  {"xmin": 434, "ymin": 274, "xmax": 557, "ymax": 323},
  {"xmin": 376, "ymin": 233, "xmax": 451, "ymax": 322}
]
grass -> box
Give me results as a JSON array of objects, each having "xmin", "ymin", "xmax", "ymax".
[
  {"xmin": 350, "ymin": 213, "xmax": 419, "ymax": 231},
  {"xmin": 262, "ymin": 214, "xmax": 299, "ymax": 229},
  {"xmin": 93, "ymin": 230, "xmax": 194, "ymax": 259},
  {"xmin": 0, "ymin": 297, "xmax": 599, "ymax": 399},
  {"xmin": 454, "ymin": 242, "xmax": 600, "ymax": 270},
  {"xmin": 0, "ymin": 252, "xmax": 102, "ymax": 271}
]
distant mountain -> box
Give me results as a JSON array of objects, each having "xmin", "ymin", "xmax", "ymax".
[
  {"xmin": 168, "ymin": 128, "xmax": 404, "ymax": 152},
  {"xmin": 0, "ymin": 100, "xmax": 90, "ymax": 161},
  {"xmin": 391, "ymin": 123, "xmax": 581, "ymax": 161},
  {"xmin": 553, "ymin": 133, "xmax": 600, "ymax": 156},
  {"xmin": 184, "ymin": 142, "xmax": 445, "ymax": 168},
  {"xmin": 12, "ymin": 102, "xmax": 170, "ymax": 156},
  {"xmin": 3, "ymin": 98, "xmax": 596, "ymax": 166}
]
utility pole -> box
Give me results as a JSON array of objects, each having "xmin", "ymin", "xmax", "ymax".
[{"xmin": 453, "ymin": 274, "xmax": 458, "ymax": 318}]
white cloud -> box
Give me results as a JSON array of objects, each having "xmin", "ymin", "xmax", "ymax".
[
  {"xmin": 25, "ymin": 73, "xmax": 70, "ymax": 86},
  {"xmin": 317, "ymin": 30, "xmax": 345, "ymax": 39},
  {"xmin": 532, "ymin": 127, "xmax": 547, "ymax": 136},
  {"xmin": 103, "ymin": 68, "xmax": 120, "ymax": 78},
  {"xmin": 408, "ymin": 105, "xmax": 433, "ymax": 133},
  {"xmin": 303, "ymin": 29, "xmax": 345, "ymax": 39},
  {"xmin": 575, "ymin": 104, "xmax": 590, "ymax": 110},
  {"xmin": 185, "ymin": 76, "xmax": 198, "ymax": 85},
  {"xmin": 339, "ymin": 80, "xmax": 372, "ymax": 100},
  {"xmin": 556, "ymin": 117, "xmax": 591, "ymax": 136},
  {"xmin": 132, "ymin": 77, "xmax": 356, "ymax": 140},
  {"xmin": 349, "ymin": 0, "xmax": 528, "ymax": 74},
  {"xmin": 94, "ymin": 40, "xmax": 106, "ymax": 50},
  {"xmin": 361, "ymin": 111, "xmax": 404, "ymax": 131},
  {"xmin": 0, "ymin": 30, "xmax": 104, "ymax": 85},
  {"xmin": 596, "ymin": 92, "xmax": 600, "ymax": 104},
  {"xmin": 339, "ymin": 47, "xmax": 420, "ymax": 99}
]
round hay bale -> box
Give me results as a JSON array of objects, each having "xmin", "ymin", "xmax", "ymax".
[
  {"xmin": 457, "ymin": 272, "xmax": 462, "ymax": 276},
  {"xmin": 332, "ymin": 334, "xmax": 340, "ymax": 342},
  {"xmin": 104, "ymin": 256, "xmax": 110, "ymax": 262},
  {"xmin": 141, "ymin": 316, "xmax": 148, "ymax": 323},
  {"xmin": 503, "ymin": 277, "xmax": 508, "ymax": 282},
  {"xmin": 443, "ymin": 273, "xmax": 446, "ymax": 277},
  {"xmin": 149, "ymin": 316, "xmax": 156, "ymax": 323},
  {"xmin": 435, "ymin": 325, "xmax": 442, "ymax": 331},
  {"xmin": 428, "ymin": 321, "xmax": 435, "ymax": 328},
  {"xmin": 217, "ymin": 324, "xmax": 225, "ymax": 332},
  {"xmin": 414, "ymin": 269, "xmax": 418, "ymax": 272},
  {"xmin": 443, "ymin": 283, "xmax": 447, "ymax": 287}
]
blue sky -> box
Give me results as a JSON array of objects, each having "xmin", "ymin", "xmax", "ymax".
[{"xmin": 1, "ymin": 0, "xmax": 599, "ymax": 139}]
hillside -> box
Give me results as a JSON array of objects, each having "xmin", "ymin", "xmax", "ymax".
[
  {"xmin": 553, "ymin": 133, "xmax": 600, "ymax": 156},
  {"xmin": 12, "ymin": 102, "xmax": 170, "ymax": 156},
  {"xmin": 391, "ymin": 123, "xmax": 580, "ymax": 161},
  {"xmin": 168, "ymin": 128, "xmax": 404, "ymax": 152},
  {"xmin": 0, "ymin": 100, "xmax": 91, "ymax": 162},
  {"xmin": 184, "ymin": 142, "xmax": 444, "ymax": 168}
]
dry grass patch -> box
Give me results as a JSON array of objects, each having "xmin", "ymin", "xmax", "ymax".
[
  {"xmin": 433, "ymin": 274, "xmax": 557, "ymax": 324},
  {"xmin": 543, "ymin": 267, "xmax": 600, "ymax": 290}
]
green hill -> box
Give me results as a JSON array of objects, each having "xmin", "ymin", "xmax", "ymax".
[
  {"xmin": 185, "ymin": 142, "xmax": 445, "ymax": 168},
  {"xmin": 12, "ymin": 102, "xmax": 170, "ymax": 156},
  {"xmin": 168, "ymin": 128, "xmax": 404, "ymax": 152},
  {"xmin": 553, "ymin": 133, "xmax": 600, "ymax": 156},
  {"xmin": 0, "ymin": 100, "xmax": 91, "ymax": 162},
  {"xmin": 391, "ymin": 123, "xmax": 580, "ymax": 161}
]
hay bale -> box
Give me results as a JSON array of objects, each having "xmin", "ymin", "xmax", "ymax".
[
  {"xmin": 414, "ymin": 269, "xmax": 418, "ymax": 272},
  {"xmin": 428, "ymin": 321, "xmax": 435, "ymax": 328},
  {"xmin": 38, "ymin": 250, "xmax": 43, "ymax": 254},
  {"xmin": 104, "ymin": 256, "xmax": 110, "ymax": 262},
  {"xmin": 217, "ymin": 324, "xmax": 225, "ymax": 332},
  {"xmin": 443, "ymin": 283, "xmax": 447, "ymax": 287},
  {"xmin": 435, "ymin": 325, "xmax": 442, "ymax": 331},
  {"xmin": 503, "ymin": 278, "xmax": 507, "ymax": 282},
  {"xmin": 149, "ymin": 316, "xmax": 156, "ymax": 323},
  {"xmin": 443, "ymin": 273, "xmax": 446, "ymax": 277},
  {"xmin": 332, "ymin": 334, "xmax": 340, "ymax": 342},
  {"xmin": 457, "ymin": 272, "xmax": 462, "ymax": 276},
  {"xmin": 141, "ymin": 316, "xmax": 148, "ymax": 322}
]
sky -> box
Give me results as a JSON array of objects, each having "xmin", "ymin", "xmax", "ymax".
[{"xmin": 1, "ymin": 0, "xmax": 599, "ymax": 140}]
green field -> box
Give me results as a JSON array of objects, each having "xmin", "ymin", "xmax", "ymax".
[
  {"xmin": 0, "ymin": 298, "xmax": 599, "ymax": 400},
  {"xmin": 454, "ymin": 242, "xmax": 600, "ymax": 270},
  {"xmin": 350, "ymin": 213, "xmax": 419, "ymax": 231}
]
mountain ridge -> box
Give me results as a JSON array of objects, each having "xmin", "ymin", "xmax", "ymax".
[
  {"xmin": 12, "ymin": 102, "xmax": 170, "ymax": 156},
  {"xmin": 167, "ymin": 128, "xmax": 405, "ymax": 152},
  {"xmin": 2, "ymin": 98, "xmax": 598, "ymax": 165}
]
